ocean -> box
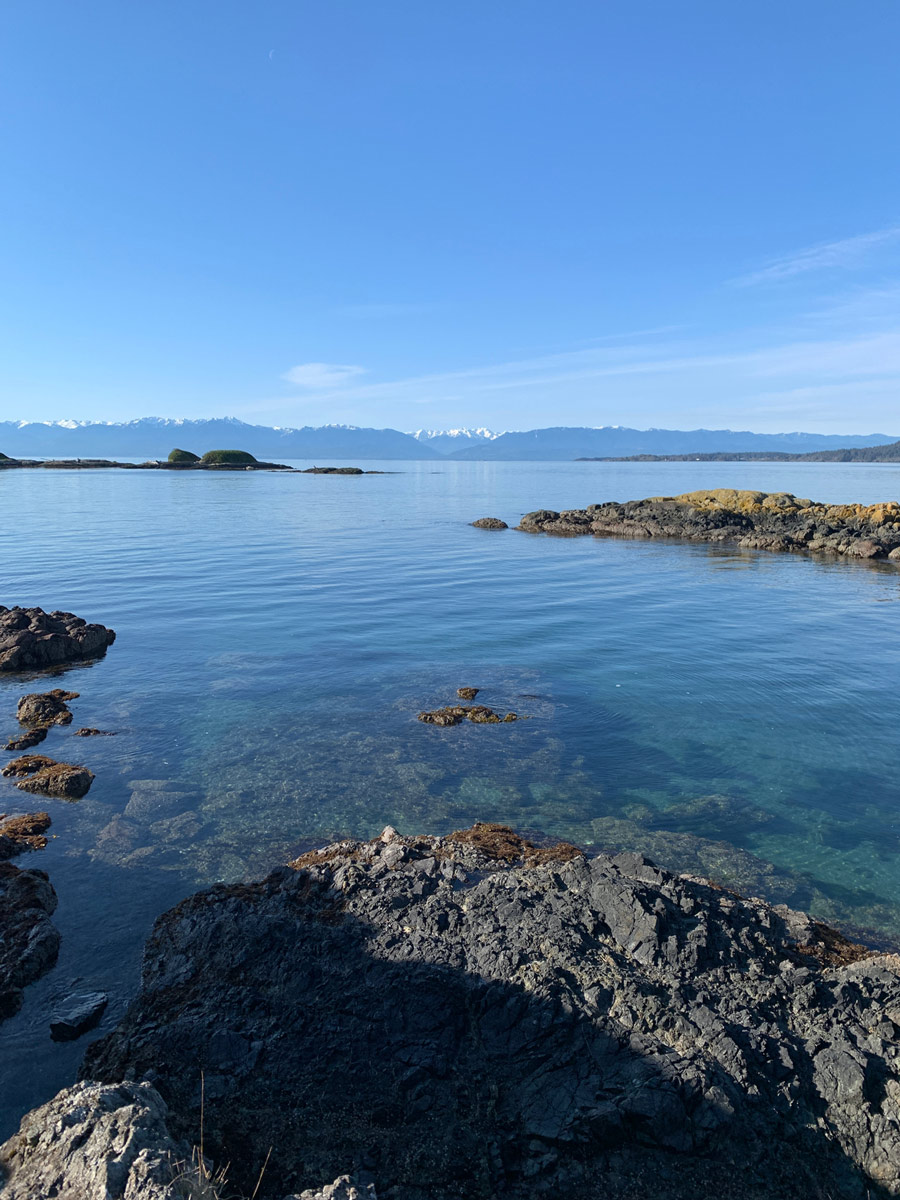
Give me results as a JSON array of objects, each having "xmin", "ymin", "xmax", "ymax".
[{"xmin": 1, "ymin": 457, "xmax": 899, "ymax": 1131}]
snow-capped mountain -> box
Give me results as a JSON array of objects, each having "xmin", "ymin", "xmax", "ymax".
[
  {"xmin": 408, "ymin": 428, "xmax": 503, "ymax": 454},
  {"xmin": 0, "ymin": 417, "xmax": 437, "ymax": 460},
  {"xmin": 1, "ymin": 417, "xmax": 896, "ymax": 460}
]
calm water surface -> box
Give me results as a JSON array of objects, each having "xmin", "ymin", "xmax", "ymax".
[{"xmin": 1, "ymin": 459, "xmax": 899, "ymax": 1130}]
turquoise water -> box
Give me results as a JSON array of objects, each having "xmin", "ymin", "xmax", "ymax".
[{"xmin": 2, "ymin": 458, "xmax": 900, "ymax": 1130}]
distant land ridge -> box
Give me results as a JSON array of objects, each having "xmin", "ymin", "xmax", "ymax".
[{"xmin": 1, "ymin": 418, "xmax": 897, "ymax": 461}]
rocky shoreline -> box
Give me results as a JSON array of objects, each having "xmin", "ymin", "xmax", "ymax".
[
  {"xmin": 515, "ymin": 489, "xmax": 900, "ymax": 562},
  {"xmin": 2, "ymin": 822, "xmax": 899, "ymax": 1199}
]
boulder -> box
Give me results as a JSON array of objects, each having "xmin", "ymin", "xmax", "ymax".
[
  {"xmin": 0, "ymin": 608, "xmax": 115, "ymax": 672},
  {"xmin": 50, "ymin": 992, "xmax": 109, "ymax": 1041},
  {"xmin": 470, "ymin": 517, "xmax": 508, "ymax": 529},
  {"xmin": 456, "ymin": 686, "xmax": 479, "ymax": 699}
]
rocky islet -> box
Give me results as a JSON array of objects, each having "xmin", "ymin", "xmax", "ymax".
[{"xmin": 514, "ymin": 489, "xmax": 900, "ymax": 562}]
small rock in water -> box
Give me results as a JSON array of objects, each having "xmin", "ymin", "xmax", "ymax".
[
  {"xmin": 470, "ymin": 517, "xmax": 508, "ymax": 529},
  {"xmin": 16, "ymin": 690, "xmax": 78, "ymax": 729},
  {"xmin": 418, "ymin": 704, "xmax": 518, "ymax": 726},
  {"xmin": 4, "ymin": 728, "xmax": 48, "ymax": 751},
  {"xmin": 1, "ymin": 755, "xmax": 94, "ymax": 799},
  {"xmin": 457, "ymin": 686, "xmax": 479, "ymax": 699},
  {"xmin": 49, "ymin": 991, "xmax": 108, "ymax": 1041},
  {"xmin": 73, "ymin": 728, "xmax": 115, "ymax": 737}
]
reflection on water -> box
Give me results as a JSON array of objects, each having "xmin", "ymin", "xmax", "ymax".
[{"xmin": 1, "ymin": 458, "xmax": 899, "ymax": 1132}]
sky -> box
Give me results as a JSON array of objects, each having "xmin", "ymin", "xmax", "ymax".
[{"xmin": 2, "ymin": 1, "xmax": 900, "ymax": 434}]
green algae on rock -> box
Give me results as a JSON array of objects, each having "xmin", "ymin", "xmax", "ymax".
[
  {"xmin": 199, "ymin": 449, "xmax": 258, "ymax": 466},
  {"xmin": 166, "ymin": 448, "xmax": 200, "ymax": 463}
]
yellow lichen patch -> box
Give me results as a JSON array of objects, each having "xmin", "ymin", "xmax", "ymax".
[{"xmin": 655, "ymin": 490, "xmax": 900, "ymax": 525}]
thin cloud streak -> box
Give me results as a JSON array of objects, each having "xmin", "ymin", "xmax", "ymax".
[
  {"xmin": 733, "ymin": 226, "xmax": 900, "ymax": 287},
  {"xmin": 282, "ymin": 362, "xmax": 367, "ymax": 388}
]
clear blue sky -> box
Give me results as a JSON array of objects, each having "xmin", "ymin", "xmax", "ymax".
[{"xmin": 3, "ymin": 1, "xmax": 900, "ymax": 433}]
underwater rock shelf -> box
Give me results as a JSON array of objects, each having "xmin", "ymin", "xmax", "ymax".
[
  {"xmin": 4, "ymin": 823, "xmax": 900, "ymax": 1199},
  {"xmin": 517, "ymin": 489, "xmax": 900, "ymax": 562}
]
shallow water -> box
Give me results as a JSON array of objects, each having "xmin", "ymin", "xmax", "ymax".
[{"xmin": 1, "ymin": 458, "xmax": 899, "ymax": 1131}]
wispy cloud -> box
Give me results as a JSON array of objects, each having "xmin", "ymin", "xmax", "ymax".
[
  {"xmin": 733, "ymin": 226, "xmax": 900, "ymax": 287},
  {"xmin": 282, "ymin": 362, "xmax": 366, "ymax": 388}
]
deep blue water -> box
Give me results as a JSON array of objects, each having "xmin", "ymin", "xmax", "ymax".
[{"xmin": 1, "ymin": 458, "xmax": 899, "ymax": 1131}]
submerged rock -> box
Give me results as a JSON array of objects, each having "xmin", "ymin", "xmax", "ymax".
[
  {"xmin": 69, "ymin": 824, "xmax": 900, "ymax": 1199},
  {"xmin": 73, "ymin": 727, "xmax": 116, "ymax": 737},
  {"xmin": 0, "ymin": 607, "xmax": 115, "ymax": 672},
  {"xmin": 2, "ymin": 754, "xmax": 94, "ymax": 799},
  {"xmin": 49, "ymin": 991, "xmax": 109, "ymax": 1041},
  {"xmin": 470, "ymin": 516, "xmax": 508, "ymax": 529},
  {"xmin": 516, "ymin": 490, "xmax": 900, "ymax": 562},
  {"xmin": 456, "ymin": 686, "xmax": 479, "ymax": 699}
]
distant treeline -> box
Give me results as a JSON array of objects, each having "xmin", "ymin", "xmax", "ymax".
[{"xmin": 581, "ymin": 440, "xmax": 900, "ymax": 463}]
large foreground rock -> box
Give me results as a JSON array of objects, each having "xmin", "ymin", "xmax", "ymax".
[
  {"xmin": 0, "ymin": 607, "xmax": 116, "ymax": 672},
  {"xmin": 517, "ymin": 490, "xmax": 900, "ymax": 561},
  {"xmin": 65, "ymin": 824, "xmax": 900, "ymax": 1199}
]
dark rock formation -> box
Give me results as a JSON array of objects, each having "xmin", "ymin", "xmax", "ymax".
[
  {"xmin": 73, "ymin": 727, "xmax": 115, "ymax": 737},
  {"xmin": 50, "ymin": 992, "xmax": 109, "ymax": 1041},
  {"xmin": 0, "ymin": 608, "xmax": 116, "ymax": 672},
  {"xmin": 456, "ymin": 686, "xmax": 479, "ymax": 699},
  {"xmin": 417, "ymin": 704, "xmax": 518, "ymax": 725},
  {"xmin": 73, "ymin": 824, "xmax": 900, "ymax": 1199},
  {"xmin": 0, "ymin": 860, "xmax": 59, "ymax": 1020},
  {"xmin": 0, "ymin": 812, "xmax": 51, "ymax": 859},
  {"xmin": 470, "ymin": 517, "xmax": 508, "ymax": 529},
  {"xmin": 2, "ymin": 754, "xmax": 94, "ymax": 799},
  {"xmin": 516, "ymin": 490, "xmax": 900, "ymax": 562},
  {"xmin": 0, "ymin": 1081, "xmax": 186, "ymax": 1198}
]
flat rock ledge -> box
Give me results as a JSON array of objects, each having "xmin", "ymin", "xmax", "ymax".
[
  {"xmin": 0, "ymin": 823, "xmax": 889, "ymax": 1199},
  {"xmin": 516, "ymin": 489, "xmax": 900, "ymax": 561},
  {"xmin": 0, "ymin": 607, "xmax": 116, "ymax": 672}
]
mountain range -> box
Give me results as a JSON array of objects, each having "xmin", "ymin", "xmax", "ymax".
[{"xmin": 1, "ymin": 418, "xmax": 897, "ymax": 461}]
